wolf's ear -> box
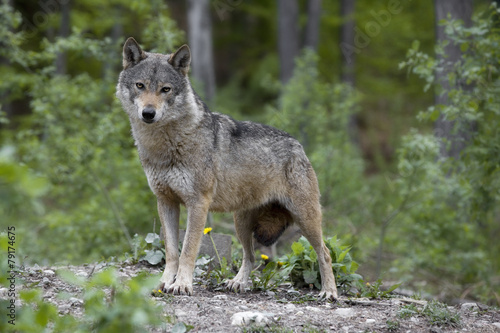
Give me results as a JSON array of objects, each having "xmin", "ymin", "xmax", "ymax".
[
  {"xmin": 123, "ymin": 37, "xmax": 146, "ymax": 69},
  {"xmin": 168, "ymin": 45, "xmax": 191, "ymax": 75}
]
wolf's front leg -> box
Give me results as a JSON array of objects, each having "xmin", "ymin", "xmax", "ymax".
[
  {"xmin": 226, "ymin": 210, "xmax": 255, "ymax": 292},
  {"xmin": 167, "ymin": 199, "xmax": 210, "ymax": 295},
  {"xmin": 157, "ymin": 200, "xmax": 180, "ymax": 292}
]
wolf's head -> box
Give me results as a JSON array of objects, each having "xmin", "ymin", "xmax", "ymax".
[{"xmin": 116, "ymin": 38, "xmax": 199, "ymax": 126}]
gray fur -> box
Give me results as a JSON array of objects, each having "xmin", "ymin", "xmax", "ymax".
[{"xmin": 116, "ymin": 38, "xmax": 338, "ymax": 300}]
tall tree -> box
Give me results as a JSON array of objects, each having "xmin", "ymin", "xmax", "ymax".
[
  {"xmin": 434, "ymin": 0, "xmax": 473, "ymax": 159},
  {"xmin": 340, "ymin": 0, "xmax": 356, "ymax": 86},
  {"xmin": 187, "ymin": 0, "xmax": 216, "ymax": 101},
  {"xmin": 277, "ymin": 0, "xmax": 299, "ymax": 84},
  {"xmin": 55, "ymin": 0, "xmax": 71, "ymax": 75},
  {"xmin": 340, "ymin": 0, "xmax": 359, "ymax": 145},
  {"xmin": 304, "ymin": 0, "xmax": 322, "ymax": 51}
]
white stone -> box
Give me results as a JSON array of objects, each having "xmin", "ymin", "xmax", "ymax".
[
  {"xmin": 69, "ymin": 297, "xmax": 83, "ymax": 306},
  {"xmin": 214, "ymin": 295, "xmax": 227, "ymax": 300},
  {"xmin": 335, "ymin": 308, "xmax": 355, "ymax": 318},
  {"xmin": 461, "ymin": 302, "xmax": 479, "ymax": 311},
  {"xmin": 294, "ymin": 311, "xmax": 304, "ymax": 316},
  {"xmin": 492, "ymin": 322, "xmax": 500, "ymax": 329},
  {"xmin": 365, "ymin": 319, "xmax": 376, "ymax": 325},
  {"xmin": 231, "ymin": 311, "xmax": 271, "ymax": 326},
  {"xmin": 43, "ymin": 270, "xmax": 55, "ymax": 276},
  {"xmin": 75, "ymin": 271, "xmax": 87, "ymax": 277},
  {"xmin": 305, "ymin": 306, "xmax": 321, "ymax": 313},
  {"xmin": 284, "ymin": 303, "xmax": 296, "ymax": 311}
]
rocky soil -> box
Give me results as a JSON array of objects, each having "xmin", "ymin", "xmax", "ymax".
[{"xmin": 5, "ymin": 262, "xmax": 500, "ymax": 332}]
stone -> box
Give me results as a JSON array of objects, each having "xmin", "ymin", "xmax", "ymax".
[
  {"xmin": 461, "ymin": 302, "xmax": 479, "ymax": 311},
  {"xmin": 69, "ymin": 297, "xmax": 83, "ymax": 306},
  {"xmin": 365, "ymin": 319, "xmax": 376, "ymax": 325},
  {"xmin": 335, "ymin": 308, "xmax": 355, "ymax": 318},
  {"xmin": 214, "ymin": 294, "xmax": 228, "ymax": 300},
  {"xmin": 284, "ymin": 303, "xmax": 296, "ymax": 311},
  {"xmin": 492, "ymin": 322, "xmax": 500, "ymax": 330},
  {"xmin": 305, "ymin": 306, "xmax": 321, "ymax": 313},
  {"xmin": 231, "ymin": 311, "xmax": 272, "ymax": 326},
  {"xmin": 43, "ymin": 269, "xmax": 55, "ymax": 276},
  {"xmin": 178, "ymin": 229, "xmax": 231, "ymax": 269}
]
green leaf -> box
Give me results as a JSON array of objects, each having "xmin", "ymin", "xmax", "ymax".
[
  {"xmin": 145, "ymin": 233, "xmax": 159, "ymax": 244},
  {"xmin": 309, "ymin": 249, "xmax": 317, "ymax": 262},
  {"xmin": 172, "ymin": 322, "xmax": 187, "ymax": 333},
  {"xmin": 303, "ymin": 270, "xmax": 318, "ymax": 284},
  {"xmin": 291, "ymin": 241, "xmax": 305, "ymax": 256},
  {"xmin": 144, "ymin": 250, "xmax": 164, "ymax": 265}
]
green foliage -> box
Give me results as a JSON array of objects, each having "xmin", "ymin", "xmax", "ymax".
[
  {"xmin": 0, "ymin": 265, "xmax": 165, "ymax": 332},
  {"xmin": 396, "ymin": 301, "xmax": 461, "ymax": 328},
  {"xmin": 141, "ymin": 233, "xmax": 165, "ymax": 266},
  {"xmin": 398, "ymin": 304, "xmax": 419, "ymax": 319},
  {"xmin": 422, "ymin": 301, "xmax": 461, "ymax": 327},
  {"xmin": 250, "ymin": 259, "xmax": 293, "ymax": 292},
  {"xmin": 386, "ymin": 319, "xmax": 400, "ymax": 332},
  {"xmin": 394, "ymin": 3, "xmax": 500, "ymax": 304},
  {"xmin": 357, "ymin": 279, "xmax": 401, "ymax": 299},
  {"xmin": 280, "ymin": 236, "xmax": 362, "ymax": 293},
  {"xmin": 0, "ymin": 2, "xmax": 183, "ymax": 264}
]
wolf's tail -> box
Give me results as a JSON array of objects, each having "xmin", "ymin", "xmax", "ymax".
[{"xmin": 252, "ymin": 201, "xmax": 293, "ymax": 246}]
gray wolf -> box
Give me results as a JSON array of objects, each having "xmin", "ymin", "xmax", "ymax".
[{"xmin": 116, "ymin": 37, "xmax": 338, "ymax": 300}]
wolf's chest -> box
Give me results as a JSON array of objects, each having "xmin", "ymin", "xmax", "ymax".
[{"xmin": 143, "ymin": 161, "xmax": 196, "ymax": 197}]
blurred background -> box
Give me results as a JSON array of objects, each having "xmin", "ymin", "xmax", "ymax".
[{"xmin": 1, "ymin": 0, "xmax": 499, "ymax": 305}]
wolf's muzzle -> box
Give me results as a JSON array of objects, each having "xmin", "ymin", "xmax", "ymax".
[{"xmin": 142, "ymin": 107, "xmax": 156, "ymax": 123}]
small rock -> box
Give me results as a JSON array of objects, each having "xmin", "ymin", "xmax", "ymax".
[
  {"xmin": 175, "ymin": 309, "xmax": 188, "ymax": 317},
  {"xmin": 305, "ymin": 306, "xmax": 321, "ymax": 313},
  {"xmin": 492, "ymin": 322, "xmax": 500, "ymax": 330},
  {"xmin": 214, "ymin": 295, "xmax": 227, "ymax": 300},
  {"xmin": 294, "ymin": 311, "xmax": 304, "ymax": 316},
  {"xmin": 365, "ymin": 319, "xmax": 376, "ymax": 325},
  {"xmin": 42, "ymin": 277, "xmax": 50, "ymax": 286},
  {"xmin": 284, "ymin": 303, "xmax": 296, "ymax": 311},
  {"xmin": 75, "ymin": 271, "xmax": 87, "ymax": 278},
  {"xmin": 239, "ymin": 305, "xmax": 250, "ymax": 311},
  {"xmin": 69, "ymin": 297, "xmax": 83, "ymax": 306},
  {"xmin": 43, "ymin": 269, "xmax": 55, "ymax": 276},
  {"xmin": 265, "ymin": 290, "xmax": 275, "ymax": 297},
  {"xmin": 461, "ymin": 302, "xmax": 479, "ymax": 311},
  {"xmin": 335, "ymin": 308, "xmax": 355, "ymax": 318},
  {"xmin": 231, "ymin": 311, "xmax": 271, "ymax": 326},
  {"xmin": 0, "ymin": 288, "xmax": 8, "ymax": 298}
]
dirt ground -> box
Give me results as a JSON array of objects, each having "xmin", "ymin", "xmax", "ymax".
[{"xmin": 7, "ymin": 262, "xmax": 500, "ymax": 332}]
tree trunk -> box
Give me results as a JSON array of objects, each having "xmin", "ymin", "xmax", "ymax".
[
  {"xmin": 277, "ymin": 0, "xmax": 299, "ymax": 84},
  {"xmin": 55, "ymin": 0, "xmax": 71, "ymax": 75},
  {"xmin": 340, "ymin": 0, "xmax": 359, "ymax": 145},
  {"xmin": 340, "ymin": 0, "xmax": 356, "ymax": 86},
  {"xmin": 304, "ymin": 0, "xmax": 322, "ymax": 51},
  {"xmin": 434, "ymin": 0, "xmax": 473, "ymax": 159},
  {"xmin": 187, "ymin": 0, "xmax": 216, "ymax": 102}
]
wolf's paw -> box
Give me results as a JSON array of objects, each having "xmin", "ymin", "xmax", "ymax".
[
  {"xmin": 318, "ymin": 288, "xmax": 338, "ymax": 302},
  {"xmin": 226, "ymin": 278, "xmax": 247, "ymax": 293},
  {"xmin": 165, "ymin": 282, "xmax": 193, "ymax": 296}
]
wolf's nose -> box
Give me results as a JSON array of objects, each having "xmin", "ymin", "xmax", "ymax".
[{"xmin": 142, "ymin": 107, "xmax": 156, "ymax": 123}]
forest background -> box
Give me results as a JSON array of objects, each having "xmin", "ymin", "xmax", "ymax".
[{"xmin": 1, "ymin": 0, "xmax": 499, "ymax": 305}]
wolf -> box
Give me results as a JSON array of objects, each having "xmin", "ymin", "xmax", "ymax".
[{"xmin": 116, "ymin": 37, "xmax": 338, "ymax": 300}]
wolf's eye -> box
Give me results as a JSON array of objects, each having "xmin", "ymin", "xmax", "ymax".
[
  {"xmin": 136, "ymin": 83, "xmax": 144, "ymax": 89},
  {"xmin": 161, "ymin": 87, "xmax": 171, "ymax": 93}
]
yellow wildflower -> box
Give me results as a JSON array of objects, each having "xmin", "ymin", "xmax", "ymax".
[
  {"xmin": 158, "ymin": 289, "xmax": 163, "ymax": 293},
  {"xmin": 261, "ymin": 254, "xmax": 269, "ymax": 260},
  {"xmin": 204, "ymin": 227, "xmax": 213, "ymax": 235}
]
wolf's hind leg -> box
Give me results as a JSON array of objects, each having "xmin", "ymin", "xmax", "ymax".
[
  {"xmin": 290, "ymin": 177, "xmax": 338, "ymax": 301},
  {"xmin": 226, "ymin": 210, "xmax": 256, "ymax": 293}
]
